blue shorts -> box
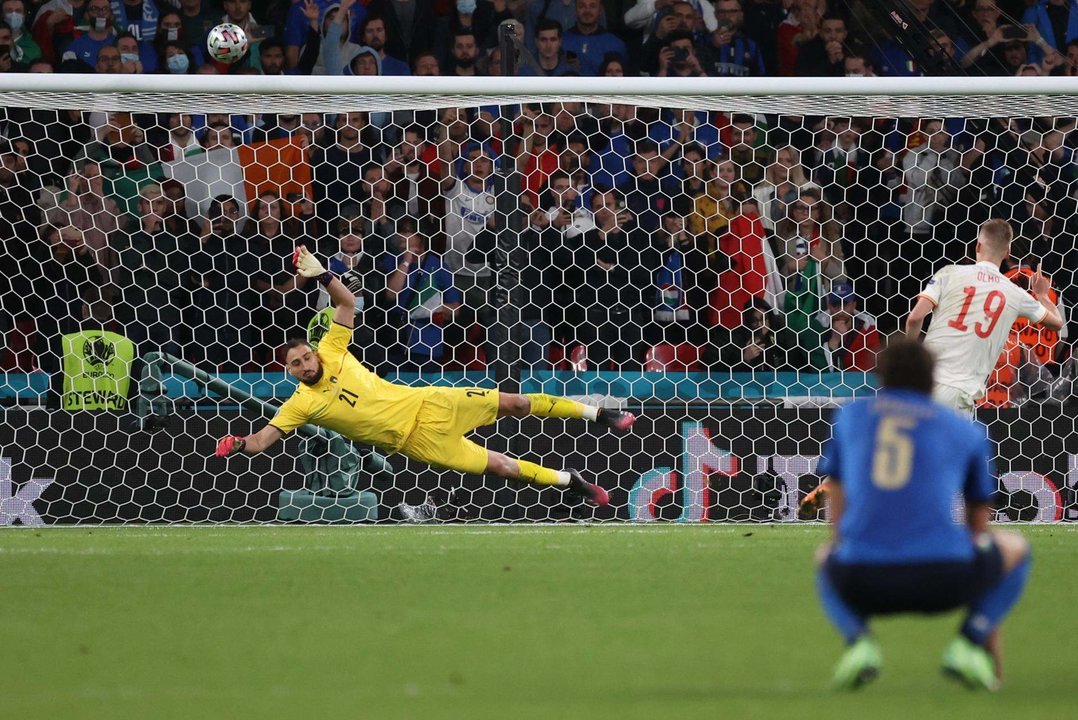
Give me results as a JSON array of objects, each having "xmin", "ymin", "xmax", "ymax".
[{"xmin": 825, "ymin": 537, "xmax": 1004, "ymax": 616}]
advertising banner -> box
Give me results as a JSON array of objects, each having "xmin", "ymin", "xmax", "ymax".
[{"xmin": 0, "ymin": 406, "xmax": 1074, "ymax": 524}]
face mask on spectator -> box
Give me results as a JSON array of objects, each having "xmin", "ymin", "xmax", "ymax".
[
  {"xmin": 167, "ymin": 54, "xmax": 190, "ymax": 73},
  {"xmin": 93, "ymin": 17, "xmax": 110, "ymax": 32},
  {"xmin": 121, "ymin": 52, "xmax": 139, "ymax": 64},
  {"xmin": 166, "ymin": 28, "xmax": 179, "ymax": 42},
  {"xmin": 457, "ymin": 0, "xmax": 477, "ymax": 14},
  {"xmin": 4, "ymin": 12, "xmax": 23, "ymax": 32}
]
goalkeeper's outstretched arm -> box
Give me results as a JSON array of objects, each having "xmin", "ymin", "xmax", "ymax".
[
  {"xmin": 215, "ymin": 424, "xmax": 284, "ymax": 457},
  {"xmin": 293, "ymin": 245, "xmax": 354, "ymax": 328},
  {"xmin": 216, "ymin": 246, "xmax": 351, "ymax": 460}
]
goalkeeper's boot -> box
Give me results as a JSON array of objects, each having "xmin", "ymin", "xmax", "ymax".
[
  {"xmin": 597, "ymin": 407, "xmax": 636, "ymax": 432},
  {"xmin": 941, "ymin": 636, "xmax": 1001, "ymax": 691},
  {"xmin": 831, "ymin": 635, "xmax": 882, "ymax": 691},
  {"xmin": 566, "ymin": 469, "xmax": 610, "ymax": 508},
  {"xmin": 799, "ymin": 481, "xmax": 831, "ymax": 520}
]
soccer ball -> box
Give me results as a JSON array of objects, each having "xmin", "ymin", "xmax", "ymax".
[{"xmin": 207, "ymin": 23, "xmax": 249, "ymax": 64}]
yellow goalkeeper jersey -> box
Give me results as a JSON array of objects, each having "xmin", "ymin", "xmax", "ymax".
[{"xmin": 269, "ymin": 322, "xmax": 431, "ymax": 452}]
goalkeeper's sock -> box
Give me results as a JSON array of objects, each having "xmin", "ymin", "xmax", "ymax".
[
  {"xmin": 525, "ymin": 393, "xmax": 598, "ymax": 421},
  {"xmin": 516, "ymin": 460, "xmax": 571, "ymax": 488},
  {"xmin": 961, "ymin": 552, "xmax": 1032, "ymax": 646},
  {"xmin": 816, "ymin": 567, "xmax": 868, "ymax": 645}
]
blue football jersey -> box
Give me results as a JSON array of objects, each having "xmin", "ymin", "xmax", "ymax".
[{"xmin": 818, "ymin": 389, "xmax": 996, "ymax": 564}]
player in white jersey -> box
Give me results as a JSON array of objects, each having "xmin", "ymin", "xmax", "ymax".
[
  {"xmin": 799, "ymin": 220, "xmax": 1064, "ymax": 520},
  {"xmin": 905, "ymin": 219, "xmax": 1064, "ymax": 414}
]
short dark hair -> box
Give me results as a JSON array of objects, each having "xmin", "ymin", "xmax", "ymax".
[
  {"xmin": 453, "ymin": 28, "xmax": 477, "ymax": 44},
  {"xmin": 361, "ymin": 14, "xmax": 386, "ymax": 33},
  {"xmin": 876, "ymin": 338, "xmax": 934, "ymax": 394},
  {"xmin": 546, "ymin": 169, "xmax": 571, "ymax": 187},
  {"xmin": 411, "ymin": 50, "xmax": 439, "ymax": 70},
  {"xmin": 285, "ymin": 338, "xmax": 313, "ymax": 353},
  {"xmin": 590, "ymin": 185, "xmax": 623, "ymax": 209},
  {"xmin": 535, "ymin": 18, "xmax": 562, "ymax": 37},
  {"xmin": 259, "ymin": 39, "xmax": 285, "ymax": 56},
  {"xmin": 662, "ymin": 30, "xmax": 695, "ymax": 50},
  {"xmin": 633, "ymin": 138, "xmax": 660, "ymax": 156},
  {"xmin": 742, "ymin": 296, "xmax": 772, "ymax": 327},
  {"xmin": 845, "ymin": 41, "xmax": 872, "ymax": 64},
  {"xmin": 207, "ymin": 194, "xmax": 238, "ymax": 219},
  {"xmin": 597, "ymin": 53, "xmax": 626, "ymax": 75},
  {"xmin": 681, "ymin": 141, "xmax": 706, "ymax": 158},
  {"xmin": 566, "ymin": 132, "xmax": 591, "ymax": 151}
]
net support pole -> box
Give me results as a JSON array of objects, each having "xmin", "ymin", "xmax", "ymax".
[{"xmin": 489, "ymin": 20, "xmax": 523, "ymax": 395}]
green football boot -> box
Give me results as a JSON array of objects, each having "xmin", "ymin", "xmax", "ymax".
[
  {"xmin": 941, "ymin": 636, "xmax": 1000, "ymax": 691},
  {"xmin": 831, "ymin": 635, "xmax": 883, "ymax": 690}
]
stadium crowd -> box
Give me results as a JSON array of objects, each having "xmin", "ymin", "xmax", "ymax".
[{"xmin": 0, "ymin": 0, "xmax": 1075, "ymax": 389}]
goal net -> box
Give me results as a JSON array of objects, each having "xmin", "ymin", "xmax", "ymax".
[{"xmin": 0, "ymin": 75, "xmax": 1074, "ymax": 525}]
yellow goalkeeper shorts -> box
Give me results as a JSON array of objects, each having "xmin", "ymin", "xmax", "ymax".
[{"xmin": 399, "ymin": 387, "xmax": 500, "ymax": 475}]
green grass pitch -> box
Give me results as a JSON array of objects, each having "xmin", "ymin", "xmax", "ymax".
[{"xmin": 2, "ymin": 525, "xmax": 1075, "ymax": 719}]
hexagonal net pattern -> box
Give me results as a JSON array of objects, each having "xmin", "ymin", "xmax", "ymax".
[{"xmin": 0, "ymin": 78, "xmax": 1074, "ymax": 525}]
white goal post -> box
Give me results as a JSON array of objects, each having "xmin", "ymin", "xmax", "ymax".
[
  {"xmin": 3, "ymin": 74, "xmax": 1078, "ymax": 112},
  {"xmin": 0, "ymin": 75, "xmax": 1074, "ymax": 525}
]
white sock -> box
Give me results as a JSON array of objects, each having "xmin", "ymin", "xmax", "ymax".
[
  {"xmin": 581, "ymin": 406, "xmax": 599, "ymax": 421},
  {"xmin": 554, "ymin": 471, "xmax": 572, "ymax": 487}
]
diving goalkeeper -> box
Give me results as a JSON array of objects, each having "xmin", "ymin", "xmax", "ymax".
[{"xmin": 214, "ymin": 246, "xmax": 634, "ymax": 506}]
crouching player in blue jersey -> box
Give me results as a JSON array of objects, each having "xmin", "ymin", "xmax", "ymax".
[{"xmin": 816, "ymin": 339, "xmax": 1030, "ymax": 691}]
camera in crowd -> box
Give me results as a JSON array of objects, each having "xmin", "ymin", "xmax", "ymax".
[{"xmin": 1001, "ymin": 25, "xmax": 1028, "ymax": 41}]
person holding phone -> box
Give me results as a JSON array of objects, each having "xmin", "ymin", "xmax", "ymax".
[
  {"xmin": 959, "ymin": 1, "xmax": 1059, "ymax": 74},
  {"xmin": 0, "ymin": 19, "xmax": 28, "ymax": 71},
  {"xmin": 715, "ymin": 297, "xmax": 798, "ymax": 371},
  {"xmin": 657, "ymin": 30, "xmax": 707, "ymax": 76},
  {"xmin": 699, "ymin": 0, "xmax": 764, "ymax": 77}
]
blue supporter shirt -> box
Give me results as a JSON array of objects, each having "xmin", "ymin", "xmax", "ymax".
[
  {"xmin": 561, "ymin": 27, "xmax": 627, "ymax": 76},
  {"xmin": 109, "ymin": 0, "xmax": 158, "ymax": 47},
  {"xmin": 65, "ymin": 32, "xmax": 116, "ymax": 67},
  {"xmin": 382, "ymin": 254, "xmax": 462, "ymax": 359},
  {"xmin": 379, "ymin": 54, "xmax": 411, "ymax": 76},
  {"xmin": 703, "ymin": 35, "xmax": 765, "ymax": 76},
  {"xmin": 818, "ymin": 388, "xmax": 996, "ymax": 565}
]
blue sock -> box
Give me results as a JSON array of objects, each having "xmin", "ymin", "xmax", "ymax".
[
  {"xmin": 962, "ymin": 553, "xmax": 1032, "ymax": 646},
  {"xmin": 816, "ymin": 567, "xmax": 867, "ymax": 645}
]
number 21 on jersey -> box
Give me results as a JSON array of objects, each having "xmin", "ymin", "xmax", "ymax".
[{"xmin": 947, "ymin": 286, "xmax": 1007, "ymax": 338}]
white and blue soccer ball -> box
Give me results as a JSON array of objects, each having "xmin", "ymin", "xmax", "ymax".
[{"xmin": 207, "ymin": 23, "xmax": 249, "ymax": 64}]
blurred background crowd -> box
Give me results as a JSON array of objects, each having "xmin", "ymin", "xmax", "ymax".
[{"xmin": 0, "ymin": 0, "xmax": 1075, "ymax": 403}]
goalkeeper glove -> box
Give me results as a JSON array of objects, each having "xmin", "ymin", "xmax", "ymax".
[
  {"xmin": 294, "ymin": 245, "xmax": 332, "ymax": 285},
  {"xmin": 215, "ymin": 435, "xmax": 247, "ymax": 458},
  {"xmin": 798, "ymin": 480, "xmax": 831, "ymax": 520}
]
